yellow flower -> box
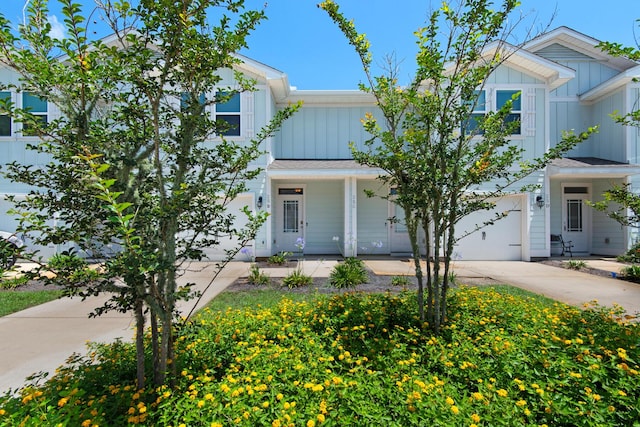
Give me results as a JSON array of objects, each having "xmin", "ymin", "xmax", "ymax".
[
  {"xmin": 445, "ymin": 396, "xmax": 455, "ymax": 405},
  {"xmin": 450, "ymin": 405, "xmax": 459, "ymax": 414},
  {"xmin": 262, "ymin": 401, "xmax": 270, "ymax": 408},
  {"xmin": 272, "ymin": 420, "xmax": 281, "ymax": 427},
  {"xmin": 471, "ymin": 413, "xmax": 480, "ymax": 423},
  {"xmin": 58, "ymin": 397, "xmax": 69, "ymax": 407},
  {"xmin": 516, "ymin": 400, "xmax": 526, "ymax": 407},
  {"xmin": 197, "ymin": 400, "xmax": 205, "ymax": 408},
  {"xmin": 317, "ymin": 413, "xmax": 326, "ymax": 423},
  {"xmin": 307, "ymin": 420, "xmax": 316, "ymax": 427},
  {"xmin": 497, "ymin": 389, "xmax": 508, "ymax": 397}
]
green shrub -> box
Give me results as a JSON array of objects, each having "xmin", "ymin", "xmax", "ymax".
[
  {"xmin": 48, "ymin": 250, "xmax": 100, "ymax": 285},
  {"xmin": 329, "ymin": 257, "xmax": 368, "ymax": 288},
  {"xmin": 247, "ymin": 264, "xmax": 270, "ymax": 286},
  {"xmin": 621, "ymin": 264, "xmax": 640, "ymax": 282},
  {"xmin": 391, "ymin": 275, "xmax": 411, "ymax": 287},
  {"xmin": 282, "ymin": 267, "xmax": 313, "ymax": 288},
  {"xmin": 267, "ymin": 251, "xmax": 291, "ymax": 265},
  {"xmin": 565, "ymin": 260, "xmax": 587, "ymax": 270},
  {"xmin": 0, "ymin": 275, "xmax": 29, "ymax": 290},
  {"xmin": 617, "ymin": 241, "xmax": 640, "ymax": 263}
]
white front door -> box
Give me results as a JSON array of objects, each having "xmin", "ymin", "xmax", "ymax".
[
  {"xmin": 389, "ymin": 201, "xmax": 412, "ymax": 254},
  {"xmin": 275, "ymin": 188, "xmax": 305, "ymax": 253},
  {"xmin": 562, "ymin": 185, "xmax": 590, "ymax": 254}
]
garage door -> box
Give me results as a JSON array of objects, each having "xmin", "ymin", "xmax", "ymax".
[
  {"xmin": 453, "ymin": 195, "xmax": 523, "ymax": 261},
  {"xmin": 199, "ymin": 194, "xmax": 254, "ymax": 261}
]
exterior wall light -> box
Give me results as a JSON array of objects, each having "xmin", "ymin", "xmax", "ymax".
[
  {"xmin": 536, "ymin": 195, "xmax": 544, "ymax": 209},
  {"xmin": 257, "ymin": 195, "xmax": 263, "ymax": 209}
]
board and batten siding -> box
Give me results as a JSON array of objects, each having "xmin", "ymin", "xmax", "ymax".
[
  {"xmin": 356, "ymin": 180, "xmax": 389, "ymax": 254},
  {"xmin": 536, "ymin": 44, "xmax": 620, "ymax": 96},
  {"xmin": 485, "ymin": 65, "xmax": 544, "ymax": 85},
  {"xmin": 274, "ymin": 106, "xmax": 380, "ymax": 159},
  {"xmin": 590, "ymin": 178, "xmax": 626, "ymax": 255}
]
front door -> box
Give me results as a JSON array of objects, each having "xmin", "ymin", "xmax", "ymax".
[
  {"xmin": 562, "ymin": 185, "xmax": 590, "ymax": 255},
  {"xmin": 275, "ymin": 188, "xmax": 305, "ymax": 253}
]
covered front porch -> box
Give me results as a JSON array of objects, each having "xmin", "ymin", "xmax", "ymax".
[
  {"xmin": 264, "ymin": 160, "xmax": 407, "ymax": 258},
  {"xmin": 548, "ymin": 157, "xmax": 640, "ymax": 256}
]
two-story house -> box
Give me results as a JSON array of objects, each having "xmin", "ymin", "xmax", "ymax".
[{"xmin": 1, "ymin": 26, "xmax": 639, "ymax": 261}]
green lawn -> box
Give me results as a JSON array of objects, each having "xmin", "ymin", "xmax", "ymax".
[
  {"xmin": 1, "ymin": 285, "xmax": 639, "ymax": 426},
  {"xmin": 0, "ymin": 290, "xmax": 63, "ymax": 317}
]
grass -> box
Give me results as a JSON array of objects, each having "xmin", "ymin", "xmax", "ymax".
[
  {"xmin": 1, "ymin": 285, "xmax": 639, "ymax": 426},
  {"xmin": 0, "ymin": 290, "xmax": 63, "ymax": 317}
]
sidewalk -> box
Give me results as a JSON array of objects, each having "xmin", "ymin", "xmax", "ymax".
[{"xmin": 0, "ymin": 261, "xmax": 249, "ymax": 395}]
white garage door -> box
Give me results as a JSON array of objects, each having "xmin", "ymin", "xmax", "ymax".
[
  {"xmin": 453, "ymin": 195, "xmax": 523, "ymax": 261},
  {"xmin": 199, "ymin": 194, "xmax": 254, "ymax": 261}
]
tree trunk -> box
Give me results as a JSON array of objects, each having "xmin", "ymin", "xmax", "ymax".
[{"xmin": 135, "ymin": 300, "xmax": 145, "ymax": 390}]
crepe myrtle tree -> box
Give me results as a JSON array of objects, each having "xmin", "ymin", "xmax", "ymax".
[
  {"xmin": 0, "ymin": 0, "xmax": 299, "ymax": 388},
  {"xmin": 320, "ymin": 0, "xmax": 594, "ymax": 332}
]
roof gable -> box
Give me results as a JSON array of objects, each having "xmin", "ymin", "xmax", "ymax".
[{"xmin": 525, "ymin": 26, "xmax": 638, "ymax": 72}]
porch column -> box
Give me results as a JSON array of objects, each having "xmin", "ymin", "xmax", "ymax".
[{"xmin": 344, "ymin": 177, "xmax": 358, "ymax": 257}]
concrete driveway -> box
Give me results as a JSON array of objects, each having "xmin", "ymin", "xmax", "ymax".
[{"xmin": 0, "ymin": 261, "xmax": 249, "ymax": 395}]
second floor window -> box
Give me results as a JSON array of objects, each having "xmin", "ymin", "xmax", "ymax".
[
  {"xmin": 215, "ymin": 91, "xmax": 241, "ymax": 137},
  {"xmin": 22, "ymin": 92, "xmax": 48, "ymax": 136},
  {"xmin": 0, "ymin": 91, "xmax": 11, "ymax": 136},
  {"xmin": 463, "ymin": 89, "xmax": 522, "ymax": 136},
  {"xmin": 496, "ymin": 90, "xmax": 521, "ymax": 135}
]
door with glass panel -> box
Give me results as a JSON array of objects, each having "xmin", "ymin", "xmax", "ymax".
[
  {"xmin": 562, "ymin": 185, "xmax": 590, "ymax": 254},
  {"xmin": 275, "ymin": 188, "xmax": 305, "ymax": 254}
]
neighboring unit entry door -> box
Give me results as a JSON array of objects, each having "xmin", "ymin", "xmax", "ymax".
[
  {"xmin": 562, "ymin": 186, "xmax": 590, "ymax": 255},
  {"xmin": 388, "ymin": 199, "xmax": 412, "ymax": 254},
  {"xmin": 275, "ymin": 187, "xmax": 305, "ymax": 253}
]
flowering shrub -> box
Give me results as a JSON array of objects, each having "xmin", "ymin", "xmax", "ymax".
[{"xmin": 1, "ymin": 287, "xmax": 639, "ymax": 425}]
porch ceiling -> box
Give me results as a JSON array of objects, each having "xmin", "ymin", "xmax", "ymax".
[
  {"xmin": 268, "ymin": 159, "xmax": 384, "ymax": 179},
  {"xmin": 548, "ymin": 157, "xmax": 640, "ymax": 179}
]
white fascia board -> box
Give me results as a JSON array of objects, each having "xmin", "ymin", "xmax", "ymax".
[
  {"xmin": 442, "ymin": 41, "xmax": 575, "ymax": 90},
  {"xmin": 580, "ymin": 66, "xmax": 640, "ymax": 104},
  {"xmin": 548, "ymin": 165, "xmax": 640, "ymax": 179},
  {"xmin": 268, "ymin": 168, "xmax": 385, "ymax": 179},
  {"xmin": 524, "ymin": 26, "xmax": 638, "ymax": 72},
  {"xmin": 484, "ymin": 42, "xmax": 576, "ymax": 90}
]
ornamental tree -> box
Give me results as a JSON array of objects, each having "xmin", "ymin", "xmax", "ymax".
[
  {"xmin": 0, "ymin": 0, "xmax": 298, "ymax": 388},
  {"xmin": 320, "ymin": 0, "xmax": 594, "ymax": 332}
]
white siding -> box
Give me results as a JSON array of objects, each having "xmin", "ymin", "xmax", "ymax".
[{"xmin": 356, "ymin": 180, "xmax": 389, "ymax": 254}]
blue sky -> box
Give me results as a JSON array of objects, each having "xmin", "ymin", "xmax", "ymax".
[{"xmin": 1, "ymin": 0, "xmax": 638, "ymax": 89}]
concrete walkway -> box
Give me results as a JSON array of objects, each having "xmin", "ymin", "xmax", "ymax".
[
  {"xmin": 366, "ymin": 258, "xmax": 640, "ymax": 315},
  {"xmin": 2, "ymin": 257, "xmax": 640, "ymax": 395},
  {"xmin": 0, "ymin": 261, "xmax": 249, "ymax": 395}
]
